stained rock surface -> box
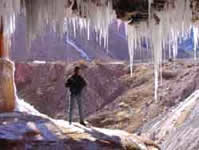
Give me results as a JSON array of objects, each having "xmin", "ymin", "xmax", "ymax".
[{"xmin": 0, "ymin": 59, "xmax": 16, "ymax": 112}]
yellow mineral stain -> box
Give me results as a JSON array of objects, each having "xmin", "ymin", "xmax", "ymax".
[{"xmin": 0, "ymin": 17, "xmax": 15, "ymax": 112}]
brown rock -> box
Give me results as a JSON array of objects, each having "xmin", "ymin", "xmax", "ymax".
[{"xmin": 0, "ymin": 59, "xmax": 16, "ymax": 112}]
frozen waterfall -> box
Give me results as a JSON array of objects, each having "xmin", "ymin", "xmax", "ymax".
[{"xmin": 1, "ymin": 0, "xmax": 199, "ymax": 100}]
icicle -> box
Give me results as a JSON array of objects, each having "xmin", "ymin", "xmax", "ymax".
[
  {"xmin": 73, "ymin": 18, "xmax": 77, "ymax": 38},
  {"xmin": 21, "ymin": 0, "xmax": 116, "ymax": 49},
  {"xmin": 87, "ymin": 20, "xmax": 90, "ymax": 40},
  {"xmin": 127, "ymin": 25, "xmax": 136, "ymax": 76},
  {"xmin": 193, "ymin": 25, "xmax": 199, "ymax": 60},
  {"xmin": 99, "ymin": 29, "xmax": 102, "ymax": 46},
  {"xmin": 125, "ymin": 0, "xmax": 193, "ymax": 100},
  {"xmin": 148, "ymin": 0, "xmax": 153, "ymax": 19},
  {"xmin": 0, "ymin": 0, "xmax": 20, "ymax": 50},
  {"xmin": 151, "ymin": 21, "xmax": 163, "ymax": 101}
]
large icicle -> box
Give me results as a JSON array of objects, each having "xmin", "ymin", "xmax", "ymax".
[
  {"xmin": 127, "ymin": 22, "xmax": 150, "ymax": 76},
  {"xmin": 0, "ymin": 0, "xmax": 21, "ymax": 52},
  {"xmin": 193, "ymin": 25, "xmax": 199, "ymax": 60}
]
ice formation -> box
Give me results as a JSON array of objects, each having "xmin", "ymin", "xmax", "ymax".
[
  {"xmin": 0, "ymin": 0, "xmax": 20, "ymax": 52},
  {"xmin": 1, "ymin": 0, "xmax": 199, "ymax": 100},
  {"xmin": 126, "ymin": 0, "xmax": 194, "ymax": 99},
  {"xmin": 23, "ymin": 0, "xmax": 116, "ymax": 49},
  {"xmin": 193, "ymin": 25, "xmax": 199, "ymax": 60}
]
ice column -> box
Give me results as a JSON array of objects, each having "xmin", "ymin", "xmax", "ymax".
[
  {"xmin": 0, "ymin": 0, "xmax": 21, "ymax": 52},
  {"xmin": 193, "ymin": 25, "xmax": 199, "ymax": 60}
]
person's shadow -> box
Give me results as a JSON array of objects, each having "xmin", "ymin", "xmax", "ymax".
[{"xmin": 74, "ymin": 124, "xmax": 126, "ymax": 150}]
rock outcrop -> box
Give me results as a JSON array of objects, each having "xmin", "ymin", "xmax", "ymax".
[
  {"xmin": 0, "ymin": 59, "xmax": 16, "ymax": 112},
  {"xmin": 87, "ymin": 61, "xmax": 199, "ymax": 132},
  {"xmin": 141, "ymin": 90, "xmax": 199, "ymax": 150},
  {"xmin": 0, "ymin": 98, "xmax": 159, "ymax": 150}
]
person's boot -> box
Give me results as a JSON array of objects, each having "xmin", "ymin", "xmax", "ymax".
[
  {"xmin": 80, "ymin": 121, "xmax": 86, "ymax": 126},
  {"xmin": 69, "ymin": 120, "xmax": 72, "ymax": 125}
]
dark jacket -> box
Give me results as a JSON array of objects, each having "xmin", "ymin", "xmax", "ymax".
[{"xmin": 65, "ymin": 74, "xmax": 87, "ymax": 95}]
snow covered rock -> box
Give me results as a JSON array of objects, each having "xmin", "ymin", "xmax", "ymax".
[
  {"xmin": 0, "ymin": 111, "xmax": 159, "ymax": 150},
  {"xmin": 141, "ymin": 90, "xmax": 199, "ymax": 150}
]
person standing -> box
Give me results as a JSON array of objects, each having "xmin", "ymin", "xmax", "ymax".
[
  {"xmin": 0, "ymin": 16, "xmax": 4, "ymax": 58},
  {"xmin": 65, "ymin": 66, "xmax": 87, "ymax": 126}
]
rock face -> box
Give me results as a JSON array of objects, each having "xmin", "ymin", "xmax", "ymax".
[
  {"xmin": 0, "ymin": 110, "xmax": 159, "ymax": 150},
  {"xmin": 13, "ymin": 60, "xmax": 199, "ymax": 150},
  {"xmin": 112, "ymin": 0, "xmax": 199, "ymax": 22},
  {"xmin": 0, "ymin": 59, "xmax": 16, "ymax": 112},
  {"xmin": 141, "ymin": 90, "xmax": 199, "ymax": 150}
]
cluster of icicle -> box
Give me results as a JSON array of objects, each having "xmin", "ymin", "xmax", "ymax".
[
  {"xmin": 0, "ymin": 0, "xmax": 116, "ymax": 49},
  {"xmin": 23, "ymin": 0, "xmax": 116, "ymax": 49},
  {"xmin": 0, "ymin": 0, "xmax": 21, "ymax": 51},
  {"xmin": 127, "ymin": 0, "xmax": 199, "ymax": 100},
  {"xmin": 1, "ymin": 0, "xmax": 199, "ymax": 100}
]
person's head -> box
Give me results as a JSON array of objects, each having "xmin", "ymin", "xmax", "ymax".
[{"xmin": 74, "ymin": 66, "xmax": 80, "ymax": 75}]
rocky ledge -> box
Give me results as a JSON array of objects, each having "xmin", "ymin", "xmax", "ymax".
[{"xmin": 0, "ymin": 110, "xmax": 159, "ymax": 150}]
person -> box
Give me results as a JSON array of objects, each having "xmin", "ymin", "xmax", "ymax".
[
  {"xmin": 65, "ymin": 66, "xmax": 87, "ymax": 126},
  {"xmin": 0, "ymin": 16, "xmax": 4, "ymax": 58}
]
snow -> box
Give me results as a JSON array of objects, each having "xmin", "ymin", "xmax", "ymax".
[
  {"xmin": 33, "ymin": 60, "xmax": 46, "ymax": 64},
  {"xmin": 193, "ymin": 26, "xmax": 199, "ymax": 60}
]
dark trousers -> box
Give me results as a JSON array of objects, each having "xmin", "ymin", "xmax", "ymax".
[{"xmin": 68, "ymin": 93, "xmax": 84, "ymax": 124}]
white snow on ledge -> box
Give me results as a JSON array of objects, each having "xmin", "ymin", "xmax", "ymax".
[{"xmin": 32, "ymin": 60, "xmax": 47, "ymax": 64}]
